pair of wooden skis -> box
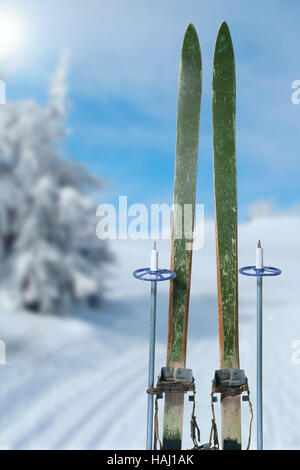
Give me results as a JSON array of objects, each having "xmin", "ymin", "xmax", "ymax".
[{"xmin": 160, "ymin": 21, "xmax": 246, "ymax": 450}]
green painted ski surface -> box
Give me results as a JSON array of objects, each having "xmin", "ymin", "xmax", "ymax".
[
  {"xmin": 162, "ymin": 23, "xmax": 202, "ymax": 450},
  {"xmin": 212, "ymin": 21, "xmax": 241, "ymax": 450}
]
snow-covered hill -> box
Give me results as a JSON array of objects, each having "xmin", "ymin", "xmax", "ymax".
[{"xmin": 0, "ymin": 215, "xmax": 299, "ymax": 450}]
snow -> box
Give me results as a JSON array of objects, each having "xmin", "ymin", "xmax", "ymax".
[{"xmin": 0, "ymin": 215, "xmax": 298, "ymax": 450}]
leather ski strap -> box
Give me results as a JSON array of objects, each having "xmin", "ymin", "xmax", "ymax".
[
  {"xmin": 209, "ymin": 392, "xmax": 219, "ymax": 449},
  {"xmin": 190, "ymin": 392, "xmax": 201, "ymax": 448},
  {"xmin": 245, "ymin": 389, "xmax": 254, "ymax": 451},
  {"xmin": 154, "ymin": 396, "xmax": 162, "ymax": 450}
]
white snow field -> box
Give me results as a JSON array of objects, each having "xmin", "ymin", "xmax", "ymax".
[{"xmin": 0, "ymin": 215, "xmax": 299, "ymax": 450}]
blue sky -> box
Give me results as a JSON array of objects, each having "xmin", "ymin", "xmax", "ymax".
[{"xmin": 2, "ymin": 0, "xmax": 300, "ymax": 219}]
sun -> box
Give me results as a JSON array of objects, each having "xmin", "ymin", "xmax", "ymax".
[{"xmin": 0, "ymin": 14, "xmax": 22, "ymax": 57}]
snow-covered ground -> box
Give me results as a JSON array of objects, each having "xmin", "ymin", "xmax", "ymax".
[{"xmin": 0, "ymin": 215, "xmax": 299, "ymax": 450}]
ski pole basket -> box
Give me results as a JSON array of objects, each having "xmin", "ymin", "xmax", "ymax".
[
  {"xmin": 133, "ymin": 268, "xmax": 176, "ymax": 282},
  {"xmin": 239, "ymin": 266, "xmax": 281, "ymax": 277}
]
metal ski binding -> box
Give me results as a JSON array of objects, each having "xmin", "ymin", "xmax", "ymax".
[
  {"xmin": 153, "ymin": 366, "xmax": 200, "ymax": 450},
  {"xmin": 210, "ymin": 368, "xmax": 253, "ymax": 450},
  {"xmin": 148, "ymin": 367, "xmax": 195, "ymax": 397},
  {"xmin": 160, "ymin": 366, "xmax": 193, "ymax": 383},
  {"xmin": 212, "ymin": 368, "xmax": 249, "ymax": 398}
]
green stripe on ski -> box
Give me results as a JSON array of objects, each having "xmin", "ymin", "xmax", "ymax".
[
  {"xmin": 163, "ymin": 23, "xmax": 202, "ymax": 451},
  {"xmin": 213, "ymin": 21, "xmax": 238, "ymax": 369},
  {"xmin": 167, "ymin": 23, "xmax": 202, "ymax": 364}
]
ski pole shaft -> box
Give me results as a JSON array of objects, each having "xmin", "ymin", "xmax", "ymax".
[
  {"xmin": 257, "ymin": 275, "xmax": 263, "ymax": 450},
  {"xmin": 146, "ymin": 280, "xmax": 157, "ymax": 450}
]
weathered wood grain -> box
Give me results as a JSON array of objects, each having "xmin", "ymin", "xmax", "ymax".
[
  {"xmin": 213, "ymin": 21, "xmax": 241, "ymax": 450},
  {"xmin": 162, "ymin": 23, "xmax": 202, "ymax": 449}
]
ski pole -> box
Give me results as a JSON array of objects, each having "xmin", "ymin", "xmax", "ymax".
[
  {"xmin": 147, "ymin": 246, "xmax": 158, "ymax": 451},
  {"xmin": 133, "ymin": 243, "xmax": 176, "ymax": 450},
  {"xmin": 239, "ymin": 241, "xmax": 281, "ymax": 450},
  {"xmin": 256, "ymin": 242, "xmax": 263, "ymax": 451}
]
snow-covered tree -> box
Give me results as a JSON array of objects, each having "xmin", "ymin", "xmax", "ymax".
[{"xmin": 0, "ymin": 52, "xmax": 110, "ymax": 313}]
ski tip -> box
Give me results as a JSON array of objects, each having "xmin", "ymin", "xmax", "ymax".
[
  {"xmin": 153, "ymin": 241, "xmax": 157, "ymax": 250},
  {"xmin": 185, "ymin": 23, "xmax": 197, "ymax": 36},
  {"xmin": 214, "ymin": 20, "xmax": 234, "ymax": 58},
  {"xmin": 218, "ymin": 20, "xmax": 230, "ymax": 35},
  {"xmin": 182, "ymin": 23, "xmax": 201, "ymax": 58},
  {"xmin": 258, "ymin": 240, "xmax": 262, "ymax": 248}
]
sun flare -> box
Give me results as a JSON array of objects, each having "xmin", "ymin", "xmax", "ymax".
[{"xmin": 0, "ymin": 14, "xmax": 22, "ymax": 57}]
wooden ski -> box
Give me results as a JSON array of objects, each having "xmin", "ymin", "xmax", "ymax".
[
  {"xmin": 212, "ymin": 21, "xmax": 242, "ymax": 450},
  {"xmin": 162, "ymin": 23, "xmax": 202, "ymax": 450}
]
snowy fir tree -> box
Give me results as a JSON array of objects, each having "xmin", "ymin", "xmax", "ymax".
[{"xmin": 0, "ymin": 52, "xmax": 110, "ymax": 313}]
